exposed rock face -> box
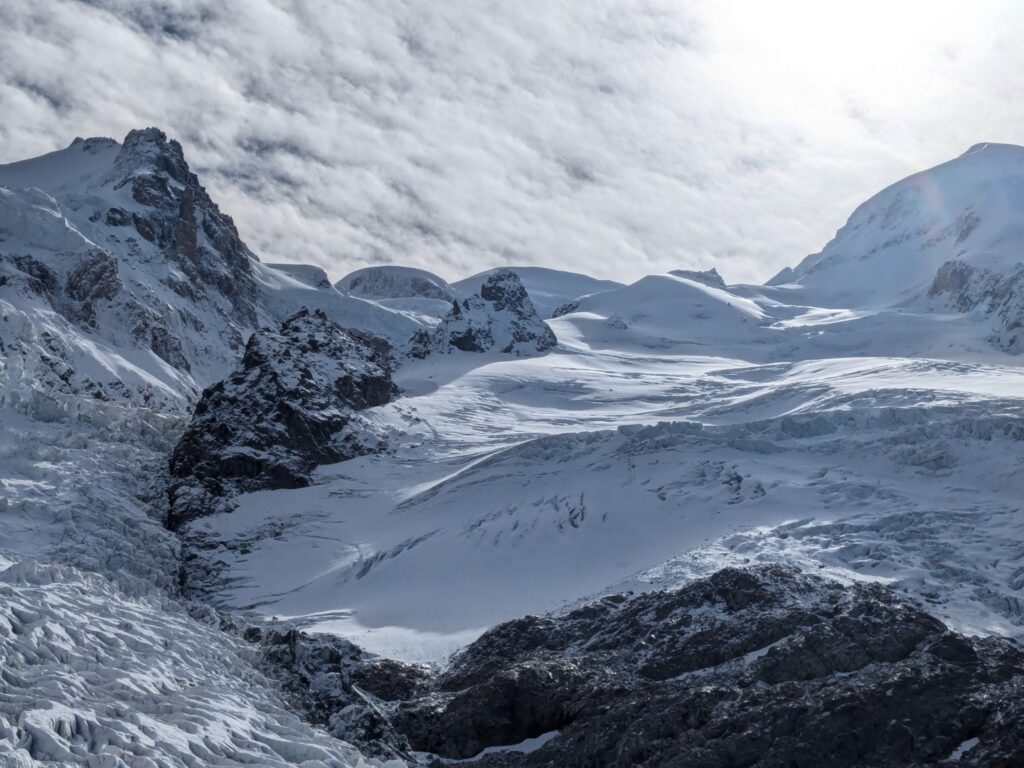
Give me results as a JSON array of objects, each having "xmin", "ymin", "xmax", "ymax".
[
  {"xmin": 409, "ymin": 270, "xmax": 556, "ymax": 357},
  {"xmin": 388, "ymin": 566, "xmax": 1024, "ymax": 767},
  {"xmin": 550, "ymin": 298, "xmax": 579, "ymax": 318},
  {"xmin": 0, "ymin": 129, "xmax": 269, "ymax": 407},
  {"xmin": 930, "ymin": 259, "xmax": 1024, "ymax": 353},
  {"xmin": 167, "ymin": 308, "xmax": 396, "ymax": 529},
  {"xmin": 64, "ymin": 250, "xmax": 121, "ymax": 324},
  {"xmin": 245, "ymin": 624, "xmax": 430, "ymax": 762},
  {"xmin": 109, "ymin": 128, "xmax": 261, "ymax": 328},
  {"xmin": 668, "ymin": 267, "xmax": 727, "ymax": 289}
]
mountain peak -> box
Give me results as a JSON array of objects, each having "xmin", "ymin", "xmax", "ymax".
[
  {"xmin": 113, "ymin": 126, "xmax": 189, "ymax": 185},
  {"xmin": 773, "ymin": 141, "xmax": 1024, "ymax": 309},
  {"xmin": 961, "ymin": 141, "xmax": 1024, "ymax": 157},
  {"xmin": 410, "ymin": 269, "xmax": 556, "ymax": 357},
  {"xmin": 669, "ymin": 267, "xmax": 726, "ymax": 289},
  {"xmin": 69, "ymin": 135, "xmax": 118, "ymax": 152},
  {"xmin": 124, "ymin": 126, "xmax": 169, "ymax": 145}
]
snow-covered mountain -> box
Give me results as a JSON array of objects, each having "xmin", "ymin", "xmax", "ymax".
[
  {"xmin": 0, "ymin": 129, "xmax": 426, "ymax": 410},
  {"xmin": 454, "ymin": 266, "xmax": 623, "ymax": 319},
  {"xmin": 769, "ymin": 142, "xmax": 1024, "ymax": 351},
  {"xmin": 551, "ymin": 272, "xmax": 767, "ymax": 353},
  {"xmin": 336, "ymin": 265, "xmax": 458, "ymax": 321},
  {"xmin": 5, "ymin": 132, "xmax": 1024, "ymax": 766},
  {"xmin": 338, "ymin": 265, "xmax": 457, "ymax": 303}
]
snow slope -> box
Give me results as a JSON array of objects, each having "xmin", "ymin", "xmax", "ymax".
[
  {"xmin": 770, "ymin": 142, "xmax": 1024, "ymax": 309},
  {"xmin": 551, "ymin": 272, "xmax": 768, "ymax": 354},
  {"xmin": 185, "ymin": 345, "xmax": 1024, "ymax": 661}
]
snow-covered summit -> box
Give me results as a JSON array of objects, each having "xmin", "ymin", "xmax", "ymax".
[
  {"xmin": 552, "ymin": 272, "xmax": 766, "ymax": 353},
  {"xmin": 337, "ymin": 265, "xmax": 456, "ymax": 302},
  {"xmin": 0, "ymin": 127, "xmax": 265, "ymax": 404},
  {"xmin": 336, "ymin": 265, "xmax": 459, "ymax": 321},
  {"xmin": 0, "ymin": 135, "xmax": 121, "ymax": 195},
  {"xmin": 769, "ymin": 141, "xmax": 1024, "ymax": 310}
]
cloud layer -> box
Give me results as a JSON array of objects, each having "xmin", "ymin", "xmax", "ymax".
[{"xmin": 2, "ymin": 1, "xmax": 1022, "ymax": 284}]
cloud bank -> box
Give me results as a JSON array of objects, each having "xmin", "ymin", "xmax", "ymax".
[{"xmin": 2, "ymin": 0, "xmax": 1022, "ymax": 284}]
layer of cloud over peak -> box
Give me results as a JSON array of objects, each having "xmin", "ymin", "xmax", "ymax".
[{"xmin": 2, "ymin": 1, "xmax": 1022, "ymax": 284}]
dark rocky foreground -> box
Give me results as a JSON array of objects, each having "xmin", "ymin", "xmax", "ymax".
[
  {"xmin": 167, "ymin": 307, "xmax": 396, "ymax": 529},
  {"xmin": 257, "ymin": 566, "xmax": 1024, "ymax": 768}
]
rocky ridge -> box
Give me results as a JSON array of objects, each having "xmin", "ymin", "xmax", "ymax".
[
  {"xmin": 668, "ymin": 267, "xmax": 727, "ymax": 289},
  {"xmin": 168, "ymin": 307, "xmax": 396, "ymax": 530},
  {"xmin": 0, "ymin": 129, "xmax": 265, "ymax": 406},
  {"xmin": 353, "ymin": 566, "xmax": 1024, "ymax": 767},
  {"xmin": 410, "ymin": 270, "xmax": 556, "ymax": 357},
  {"xmin": 930, "ymin": 259, "xmax": 1024, "ymax": 353}
]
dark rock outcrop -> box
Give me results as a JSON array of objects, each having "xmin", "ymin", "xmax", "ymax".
[
  {"xmin": 64, "ymin": 250, "xmax": 122, "ymax": 326},
  {"xmin": 109, "ymin": 127, "xmax": 261, "ymax": 329},
  {"xmin": 930, "ymin": 259, "xmax": 1024, "ymax": 353},
  {"xmin": 409, "ymin": 270, "xmax": 556, "ymax": 357},
  {"xmin": 167, "ymin": 308, "xmax": 396, "ymax": 529},
  {"xmin": 669, "ymin": 267, "xmax": 727, "ymax": 289},
  {"xmin": 550, "ymin": 299, "xmax": 579, "ymax": 318},
  {"xmin": 247, "ymin": 625, "xmax": 429, "ymax": 762},
  {"xmin": 388, "ymin": 566, "xmax": 1024, "ymax": 767}
]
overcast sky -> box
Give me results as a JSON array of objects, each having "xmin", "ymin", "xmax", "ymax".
[{"xmin": 2, "ymin": 1, "xmax": 1023, "ymax": 284}]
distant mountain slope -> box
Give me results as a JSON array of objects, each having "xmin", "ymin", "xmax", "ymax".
[
  {"xmin": 336, "ymin": 265, "xmax": 458, "ymax": 321},
  {"xmin": 337, "ymin": 265, "xmax": 457, "ymax": 301},
  {"xmin": 551, "ymin": 272, "xmax": 767, "ymax": 353},
  {"xmin": 454, "ymin": 266, "xmax": 623, "ymax": 319},
  {"xmin": 770, "ymin": 143, "xmax": 1024, "ymax": 308}
]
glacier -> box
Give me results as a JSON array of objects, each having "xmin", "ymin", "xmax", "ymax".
[{"xmin": 2, "ymin": 130, "xmax": 1024, "ymax": 765}]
